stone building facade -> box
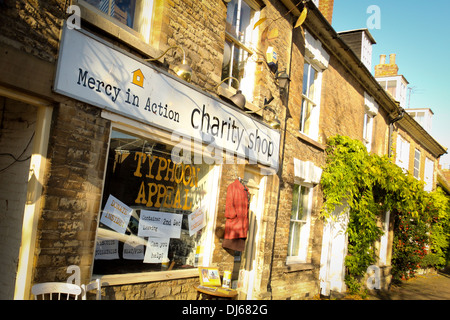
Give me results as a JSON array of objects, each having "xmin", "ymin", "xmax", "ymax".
[{"xmin": 0, "ymin": 0, "xmax": 446, "ymax": 301}]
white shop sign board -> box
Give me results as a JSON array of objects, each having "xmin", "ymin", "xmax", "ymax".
[{"xmin": 54, "ymin": 25, "xmax": 280, "ymax": 170}]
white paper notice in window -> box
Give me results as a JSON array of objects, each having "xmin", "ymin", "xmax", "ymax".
[
  {"xmin": 144, "ymin": 237, "xmax": 170, "ymax": 263},
  {"xmin": 138, "ymin": 210, "xmax": 182, "ymax": 239},
  {"xmin": 123, "ymin": 239, "xmax": 145, "ymax": 260},
  {"xmin": 188, "ymin": 206, "xmax": 206, "ymax": 236},
  {"xmin": 100, "ymin": 195, "xmax": 133, "ymax": 234},
  {"xmin": 95, "ymin": 238, "xmax": 119, "ymax": 260}
]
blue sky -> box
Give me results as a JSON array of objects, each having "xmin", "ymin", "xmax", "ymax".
[{"xmin": 332, "ymin": 0, "xmax": 450, "ymax": 167}]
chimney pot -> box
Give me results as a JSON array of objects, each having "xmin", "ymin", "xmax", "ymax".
[
  {"xmin": 389, "ymin": 54, "xmax": 396, "ymax": 65},
  {"xmin": 380, "ymin": 54, "xmax": 386, "ymax": 64}
]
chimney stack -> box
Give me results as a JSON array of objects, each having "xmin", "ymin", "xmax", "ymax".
[
  {"xmin": 375, "ymin": 53, "xmax": 399, "ymax": 77},
  {"xmin": 318, "ymin": 0, "xmax": 334, "ymax": 24}
]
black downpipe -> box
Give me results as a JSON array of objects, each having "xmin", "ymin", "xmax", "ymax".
[
  {"xmin": 266, "ymin": 10, "xmax": 295, "ymax": 297},
  {"xmin": 388, "ymin": 108, "xmax": 405, "ymax": 157}
]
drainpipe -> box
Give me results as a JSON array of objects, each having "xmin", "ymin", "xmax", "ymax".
[
  {"xmin": 388, "ymin": 108, "xmax": 405, "ymax": 157},
  {"xmin": 266, "ymin": 10, "xmax": 295, "ymax": 298}
]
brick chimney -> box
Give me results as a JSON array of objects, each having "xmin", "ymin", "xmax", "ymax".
[
  {"xmin": 374, "ymin": 53, "xmax": 399, "ymax": 77},
  {"xmin": 318, "ymin": 0, "xmax": 334, "ymax": 24}
]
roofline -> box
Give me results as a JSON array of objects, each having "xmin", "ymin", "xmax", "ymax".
[
  {"xmin": 280, "ymin": 0, "xmax": 447, "ymax": 158},
  {"xmin": 405, "ymin": 107, "xmax": 434, "ymax": 115},
  {"xmin": 337, "ymin": 28, "xmax": 377, "ymax": 44},
  {"xmin": 397, "ymin": 112, "xmax": 447, "ymax": 158}
]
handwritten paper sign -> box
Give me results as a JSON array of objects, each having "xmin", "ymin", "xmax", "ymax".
[
  {"xmin": 138, "ymin": 210, "xmax": 182, "ymax": 238},
  {"xmin": 188, "ymin": 206, "xmax": 206, "ymax": 236},
  {"xmin": 143, "ymin": 237, "xmax": 170, "ymax": 263},
  {"xmin": 100, "ymin": 195, "xmax": 133, "ymax": 234},
  {"xmin": 123, "ymin": 239, "xmax": 145, "ymax": 260},
  {"xmin": 95, "ymin": 238, "xmax": 119, "ymax": 260}
]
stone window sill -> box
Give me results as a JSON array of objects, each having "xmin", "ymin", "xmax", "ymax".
[
  {"xmin": 285, "ymin": 263, "xmax": 315, "ymax": 273},
  {"xmin": 294, "ymin": 131, "xmax": 326, "ymax": 151},
  {"xmin": 92, "ymin": 269, "xmax": 198, "ymax": 286}
]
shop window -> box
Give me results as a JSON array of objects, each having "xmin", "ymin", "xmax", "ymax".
[
  {"xmin": 287, "ymin": 184, "xmax": 313, "ymax": 264},
  {"xmin": 221, "ymin": 0, "xmax": 259, "ymax": 97},
  {"xmin": 78, "ymin": 0, "xmax": 153, "ymax": 42},
  {"xmin": 93, "ymin": 129, "xmax": 217, "ymax": 276}
]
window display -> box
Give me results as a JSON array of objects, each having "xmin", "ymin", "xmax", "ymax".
[{"xmin": 93, "ymin": 129, "xmax": 216, "ymax": 275}]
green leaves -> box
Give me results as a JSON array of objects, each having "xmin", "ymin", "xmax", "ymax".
[{"xmin": 321, "ymin": 135, "xmax": 450, "ymax": 288}]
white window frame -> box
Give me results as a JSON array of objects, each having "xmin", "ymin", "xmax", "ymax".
[
  {"xmin": 221, "ymin": 0, "xmax": 260, "ymax": 102},
  {"xmin": 377, "ymin": 76, "xmax": 408, "ymax": 107},
  {"xmin": 77, "ymin": 0, "xmax": 154, "ymax": 44},
  {"xmin": 395, "ymin": 135, "xmax": 410, "ymax": 173},
  {"xmin": 300, "ymin": 60, "xmax": 322, "ymax": 140},
  {"xmin": 424, "ymin": 158, "xmax": 434, "ymax": 192},
  {"xmin": 363, "ymin": 113, "xmax": 374, "ymax": 152},
  {"xmin": 363, "ymin": 92, "xmax": 378, "ymax": 152},
  {"xmin": 414, "ymin": 148, "xmax": 421, "ymax": 179},
  {"xmin": 287, "ymin": 183, "xmax": 314, "ymax": 264},
  {"xmin": 301, "ymin": 29, "xmax": 329, "ymax": 141}
]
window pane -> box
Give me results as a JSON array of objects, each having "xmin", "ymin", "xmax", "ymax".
[
  {"xmin": 226, "ymin": 0, "xmax": 240, "ymax": 38},
  {"xmin": 291, "ymin": 184, "xmax": 300, "ymax": 220},
  {"xmin": 302, "ymin": 63, "xmax": 310, "ymax": 95},
  {"xmin": 414, "ymin": 149, "xmax": 420, "ymax": 178},
  {"xmin": 93, "ymin": 130, "xmax": 215, "ymax": 275},
  {"xmin": 232, "ymin": 45, "xmax": 247, "ymax": 85},
  {"xmin": 238, "ymin": 1, "xmax": 252, "ymax": 43},
  {"xmin": 300, "ymin": 99, "xmax": 313, "ymax": 134},
  {"xmin": 298, "ymin": 186, "xmax": 309, "ymax": 221},
  {"xmin": 307, "ymin": 67, "xmax": 317, "ymax": 100},
  {"xmin": 222, "ymin": 40, "xmax": 233, "ymax": 82},
  {"xmin": 85, "ymin": 0, "xmax": 140, "ymax": 30},
  {"xmin": 226, "ymin": 0, "xmax": 252, "ymax": 42},
  {"xmin": 387, "ymin": 80, "xmax": 397, "ymax": 97},
  {"xmin": 288, "ymin": 185, "xmax": 311, "ymax": 258},
  {"xmin": 288, "ymin": 221, "xmax": 301, "ymax": 256},
  {"xmin": 223, "ymin": 0, "xmax": 254, "ymax": 90}
]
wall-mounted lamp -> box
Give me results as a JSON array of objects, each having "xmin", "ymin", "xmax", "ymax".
[
  {"xmin": 145, "ymin": 46, "xmax": 192, "ymax": 83},
  {"xmin": 268, "ymin": 116, "xmax": 281, "ymax": 130},
  {"xmin": 215, "ymin": 76, "xmax": 247, "ymax": 110},
  {"xmin": 276, "ymin": 69, "xmax": 290, "ymax": 95}
]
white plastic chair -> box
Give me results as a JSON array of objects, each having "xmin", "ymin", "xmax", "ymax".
[
  {"xmin": 81, "ymin": 278, "xmax": 102, "ymax": 300},
  {"xmin": 32, "ymin": 282, "xmax": 82, "ymax": 300}
]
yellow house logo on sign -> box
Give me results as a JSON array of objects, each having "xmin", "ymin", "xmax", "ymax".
[{"xmin": 132, "ymin": 69, "xmax": 144, "ymax": 87}]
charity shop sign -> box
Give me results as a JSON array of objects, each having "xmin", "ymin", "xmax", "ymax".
[{"xmin": 54, "ymin": 25, "xmax": 280, "ymax": 170}]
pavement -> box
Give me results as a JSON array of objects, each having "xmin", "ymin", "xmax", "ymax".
[{"xmin": 367, "ymin": 271, "xmax": 450, "ymax": 300}]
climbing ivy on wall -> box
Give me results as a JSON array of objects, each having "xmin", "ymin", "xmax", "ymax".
[{"xmin": 320, "ymin": 135, "xmax": 450, "ymax": 293}]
